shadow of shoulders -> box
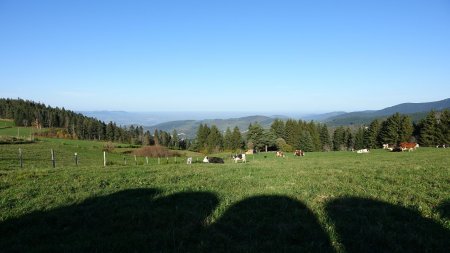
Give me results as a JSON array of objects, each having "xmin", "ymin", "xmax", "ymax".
[
  {"xmin": 0, "ymin": 188, "xmax": 219, "ymax": 252},
  {"xmin": 325, "ymin": 197, "xmax": 450, "ymax": 253},
  {"xmin": 203, "ymin": 195, "xmax": 334, "ymax": 253}
]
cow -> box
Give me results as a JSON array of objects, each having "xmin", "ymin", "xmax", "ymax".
[
  {"xmin": 276, "ymin": 151, "xmax": 285, "ymax": 157},
  {"xmin": 186, "ymin": 157, "xmax": 192, "ymax": 164},
  {"xmin": 203, "ymin": 156, "xmax": 224, "ymax": 163},
  {"xmin": 294, "ymin": 150, "xmax": 304, "ymax": 156},
  {"xmin": 245, "ymin": 149, "xmax": 254, "ymax": 155},
  {"xmin": 436, "ymin": 144, "xmax": 446, "ymax": 148},
  {"xmin": 232, "ymin": 154, "xmax": 246, "ymax": 163},
  {"xmin": 356, "ymin": 148, "xmax": 370, "ymax": 153},
  {"xmin": 399, "ymin": 142, "xmax": 419, "ymax": 152}
]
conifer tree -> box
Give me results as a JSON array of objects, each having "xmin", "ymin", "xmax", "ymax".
[
  {"xmin": 319, "ymin": 124, "xmax": 331, "ymax": 151},
  {"xmin": 299, "ymin": 130, "xmax": 314, "ymax": 152},
  {"xmin": 270, "ymin": 119, "xmax": 285, "ymax": 139},
  {"xmin": 419, "ymin": 111, "xmax": 438, "ymax": 146},
  {"xmin": 224, "ymin": 127, "xmax": 233, "ymax": 150},
  {"xmin": 231, "ymin": 126, "xmax": 244, "ymax": 151}
]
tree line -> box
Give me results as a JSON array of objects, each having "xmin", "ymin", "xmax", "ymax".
[
  {"xmin": 2, "ymin": 99, "xmax": 448, "ymax": 152},
  {"xmin": 190, "ymin": 110, "xmax": 449, "ymax": 153},
  {"xmin": 0, "ymin": 98, "xmax": 186, "ymax": 148}
]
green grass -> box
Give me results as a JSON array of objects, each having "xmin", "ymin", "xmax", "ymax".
[{"xmin": 0, "ymin": 138, "xmax": 449, "ymax": 252}]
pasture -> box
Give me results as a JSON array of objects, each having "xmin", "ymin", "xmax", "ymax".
[{"xmin": 0, "ymin": 138, "xmax": 449, "ymax": 252}]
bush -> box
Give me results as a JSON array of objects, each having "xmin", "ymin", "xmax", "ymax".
[
  {"xmin": 132, "ymin": 145, "xmax": 180, "ymax": 158},
  {"xmin": 103, "ymin": 142, "xmax": 116, "ymax": 152}
]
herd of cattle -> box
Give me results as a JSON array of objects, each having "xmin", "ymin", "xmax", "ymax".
[{"xmin": 185, "ymin": 142, "xmax": 446, "ymax": 164}]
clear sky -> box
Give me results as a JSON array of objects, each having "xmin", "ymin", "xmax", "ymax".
[{"xmin": 1, "ymin": 0, "xmax": 449, "ymax": 113}]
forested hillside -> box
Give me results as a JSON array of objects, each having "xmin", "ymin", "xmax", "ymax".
[{"xmin": 0, "ymin": 98, "xmax": 174, "ymax": 146}]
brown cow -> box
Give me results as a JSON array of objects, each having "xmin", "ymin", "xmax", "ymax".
[
  {"xmin": 276, "ymin": 151, "xmax": 285, "ymax": 157},
  {"xmin": 294, "ymin": 150, "xmax": 304, "ymax": 156},
  {"xmin": 399, "ymin": 142, "xmax": 419, "ymax": 152}
]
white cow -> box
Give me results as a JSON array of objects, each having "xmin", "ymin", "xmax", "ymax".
[
  {"xmin": 233, "ymin": 154, "xmax": 246, "ymax": 163},
  {"xmin": 356, "ymin": 148, "xmax": 370, "ymax": 154}
]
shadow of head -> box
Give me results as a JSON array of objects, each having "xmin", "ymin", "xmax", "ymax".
[
  {"xmin": 204, "ymin": 195, "xmax": 334, "ymax": 252},
  {"xmin": 436, "ymin": 199, "xmax": 450, "ymax": 220},
  {"xmin": 0, "ymin": 188, "xmax": 219, "ymax": 252},
  {"xmin": 325, "ymin": 197, "xmax": 450, "ymax": 253}
]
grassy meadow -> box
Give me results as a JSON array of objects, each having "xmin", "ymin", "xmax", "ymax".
[{"xmin": 0, "ymin": 126, "xmax": 449, "ymax": 252}]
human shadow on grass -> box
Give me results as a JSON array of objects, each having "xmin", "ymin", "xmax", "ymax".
[
  {"xmin": 325, "ymin": 197, "xmax": 450, "ymax": 253},
  {"xmin": 0, "ymin": 188, "xmax": 219, "ymax": 252},
  {"xmin": 436, "ymin": 199, "xmax": 450, "ymax": 220},
  {"xmin": 202, "ymin": 195, "xmax": 334, "ymax": 253}
]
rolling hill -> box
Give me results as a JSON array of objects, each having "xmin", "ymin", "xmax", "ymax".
[{"xmin": 325, "ymin": 98, "xmax": 450, "ymax": 126}]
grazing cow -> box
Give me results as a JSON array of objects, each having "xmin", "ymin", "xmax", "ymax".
[
  {"xmin": 294, "ymin": 150, "xmax": 304, "ymax": 156},
  {"xmin": 399, "ymin": 142, "xmax": 419, "ymax": 152},
  {"xmin": 232, "ymin": 154, "xmax": 246, "ymax": 163},
  {"xmin": 436, "ymin": 144, "xmax": 447, "ymax": 148},
  {"xmin": 392, "ymin": 147, "xmax": 403, "ymax": 152},
  {"xmin": 356, "ymin": 148, "xmax": 370, "ymax": 153},
  {"xmin": 186, "ymin": 157, "xmax": 192, "ymax": 164},
  {"xmin": 245, "ymin": 149, "xmax": 254, "ymax": 155},
  {"xmin": 276, "ymin": 151, "xmax": 285, "ymax": 157},
  {"xmin": 203, "ymin": 156, "xmax": 224, "ymax": 164}
]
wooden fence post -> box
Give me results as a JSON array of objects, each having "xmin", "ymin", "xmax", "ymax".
[
  {"xmin": 158, "ymin": 157, "xmax": 160, "ymax": 165},
  {"xmin": 103, "ymin": 151, "xmax": 106, "ymax": 167},
  {"xmin": 19, "ymin": 148, "xmax": 23, "ymax": 168},
  {"xmin": 51, "ymin": 149, "xmax": 55, "ymax": 168},
  {"xmin": 134, "ymin": 155, "xmax": 137, "ymax": 165},
  {"xmin": 146, "ymin": 156, "xmax": 148, "ymax": 165},
  {"xmin": 124, "ymin": 156, "xmax": 127, "ymax": 165},
  {"xmin": 74, "ymin": 152, "xmax": 78, "ymax": 166}
]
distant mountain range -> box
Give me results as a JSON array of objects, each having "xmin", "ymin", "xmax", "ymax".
[
  {"xmin": 324, "ymin": 98, "xmax": 450, "ymax": 126},
  {"xmin": 81, "ymin": 98, "xmax": 450, "ymax": 138}
]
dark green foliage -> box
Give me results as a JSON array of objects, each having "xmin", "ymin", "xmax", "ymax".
[
  {"xmin": 231, "ymin": 126, "xmax": 244, "ymax": 151},
  {"xmin": 299, "ymin": 130, "xmax": 314, "ymax": 152},
  {"xmin": 354, "ymin": 127, "xmax": 365, "ymax": 150},
  {"xmin": 247, "ymin": 123, "xmax": 265, "ymax": 151},
  {"xmin": 365, "ymin": 119, "xmax": 381, "ymax": 149},
  {"xmin": 379, "ymin": 113, "xmax": 413, "ymax": 145},
  {"xmin": 333, "ymin": 127, "xmax": 345, "ymax": 151},
  {"xmin": 319, "ymin": 124, "xmax": 331, "ymax": 151},
  {"xmin": 270, "ymin": 119, "xmax": 285, "ymax": 139},
  {"xmin": 206, "ymin": 125, "xmax": 223, "ymax": 153},
  {"xmin": 418, "ymin": 111, "xmax": 439, "ymax": 146}
]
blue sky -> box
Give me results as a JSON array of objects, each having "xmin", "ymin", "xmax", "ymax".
[{"xmin": 1, "ymin": 0, "xmax": 449, "ymax": 113}]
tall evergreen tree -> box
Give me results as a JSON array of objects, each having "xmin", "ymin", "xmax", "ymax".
[
  {"xmin": 270, "ymin": 119, "xmax": 285, "ymax": 139},
  {"xmin": 319, "ymin": 124, "xmax": 331, "ymax": 151},
  {"xmin": 366, "ymin": 119, "xmax": 381, "ymax": 149},
  {"xmin": 231, "ymin": 126, "xmax": 244, "ymax": 151},
  {"xmin": 224, "ymin": 127, "xmax": 233, "ymax": 150},
  {"xmin": 206, "ymin": 125, "xmax": 223, "ymax": 153},
  {"xmin": 333, "ymin": 127, "xmax": 345, "ymax": 151},
  {"xmin": 418, "ymin": 111, "xmax": 438, "ymax": 146},
  {"xmin": 247, "ymin": 123, "xmax": 265, "ymax": 151},
  {"xmin": 299, "ymin": 130, "xmax": 314, "ymax": 152}
]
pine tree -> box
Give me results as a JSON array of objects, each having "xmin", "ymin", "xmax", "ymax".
[
  {"xmin": 419, "ymin": 111, "xmax": 438, "ymax": 146},
  {"xmin": 247, "ymin": 123, "xmax": 265, "ymax": 151},
  {"xmin": 299, "ymin": 130, "xmax": 314, "ymax": 152},
  {"xmin": 171, "ymin": 129, "xmax": 179, "ymax": 149},
  {"xmin": 319, "ymin": 124, "xmax": 331, "ymax": 151},
  {"xmin": 366, "ymin": 119, "xmax": 380, "ymax": 149},
  {"xmin": 270, "ymin": 119, "xmax": 285, "ymax": 139},
  {"xmin": 231, "ymin": 126, "xmax": 244, "ymax": 151},
  {"xmin": 224, "ymin": 127, "xmax": 233, "ymax": 150},
  {"xmin": 332, "ymin": 127, "xmax": 345, "ymax": 151},
  {"xmin": 438, "ymin": 109, "xmax": 450, "ymax": 145},
  {"xmin": 207, "ymin": 125, "xmax": 223, "ymax": 153}
]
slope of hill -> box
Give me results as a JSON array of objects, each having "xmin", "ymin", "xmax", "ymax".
[
  {"xmin": 146, "ymin": 116, "xmax": 275, "ymax": 138},
  {"xmin": 325, "ymin": 98, "xmax": 450, "ymax": 126}
]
